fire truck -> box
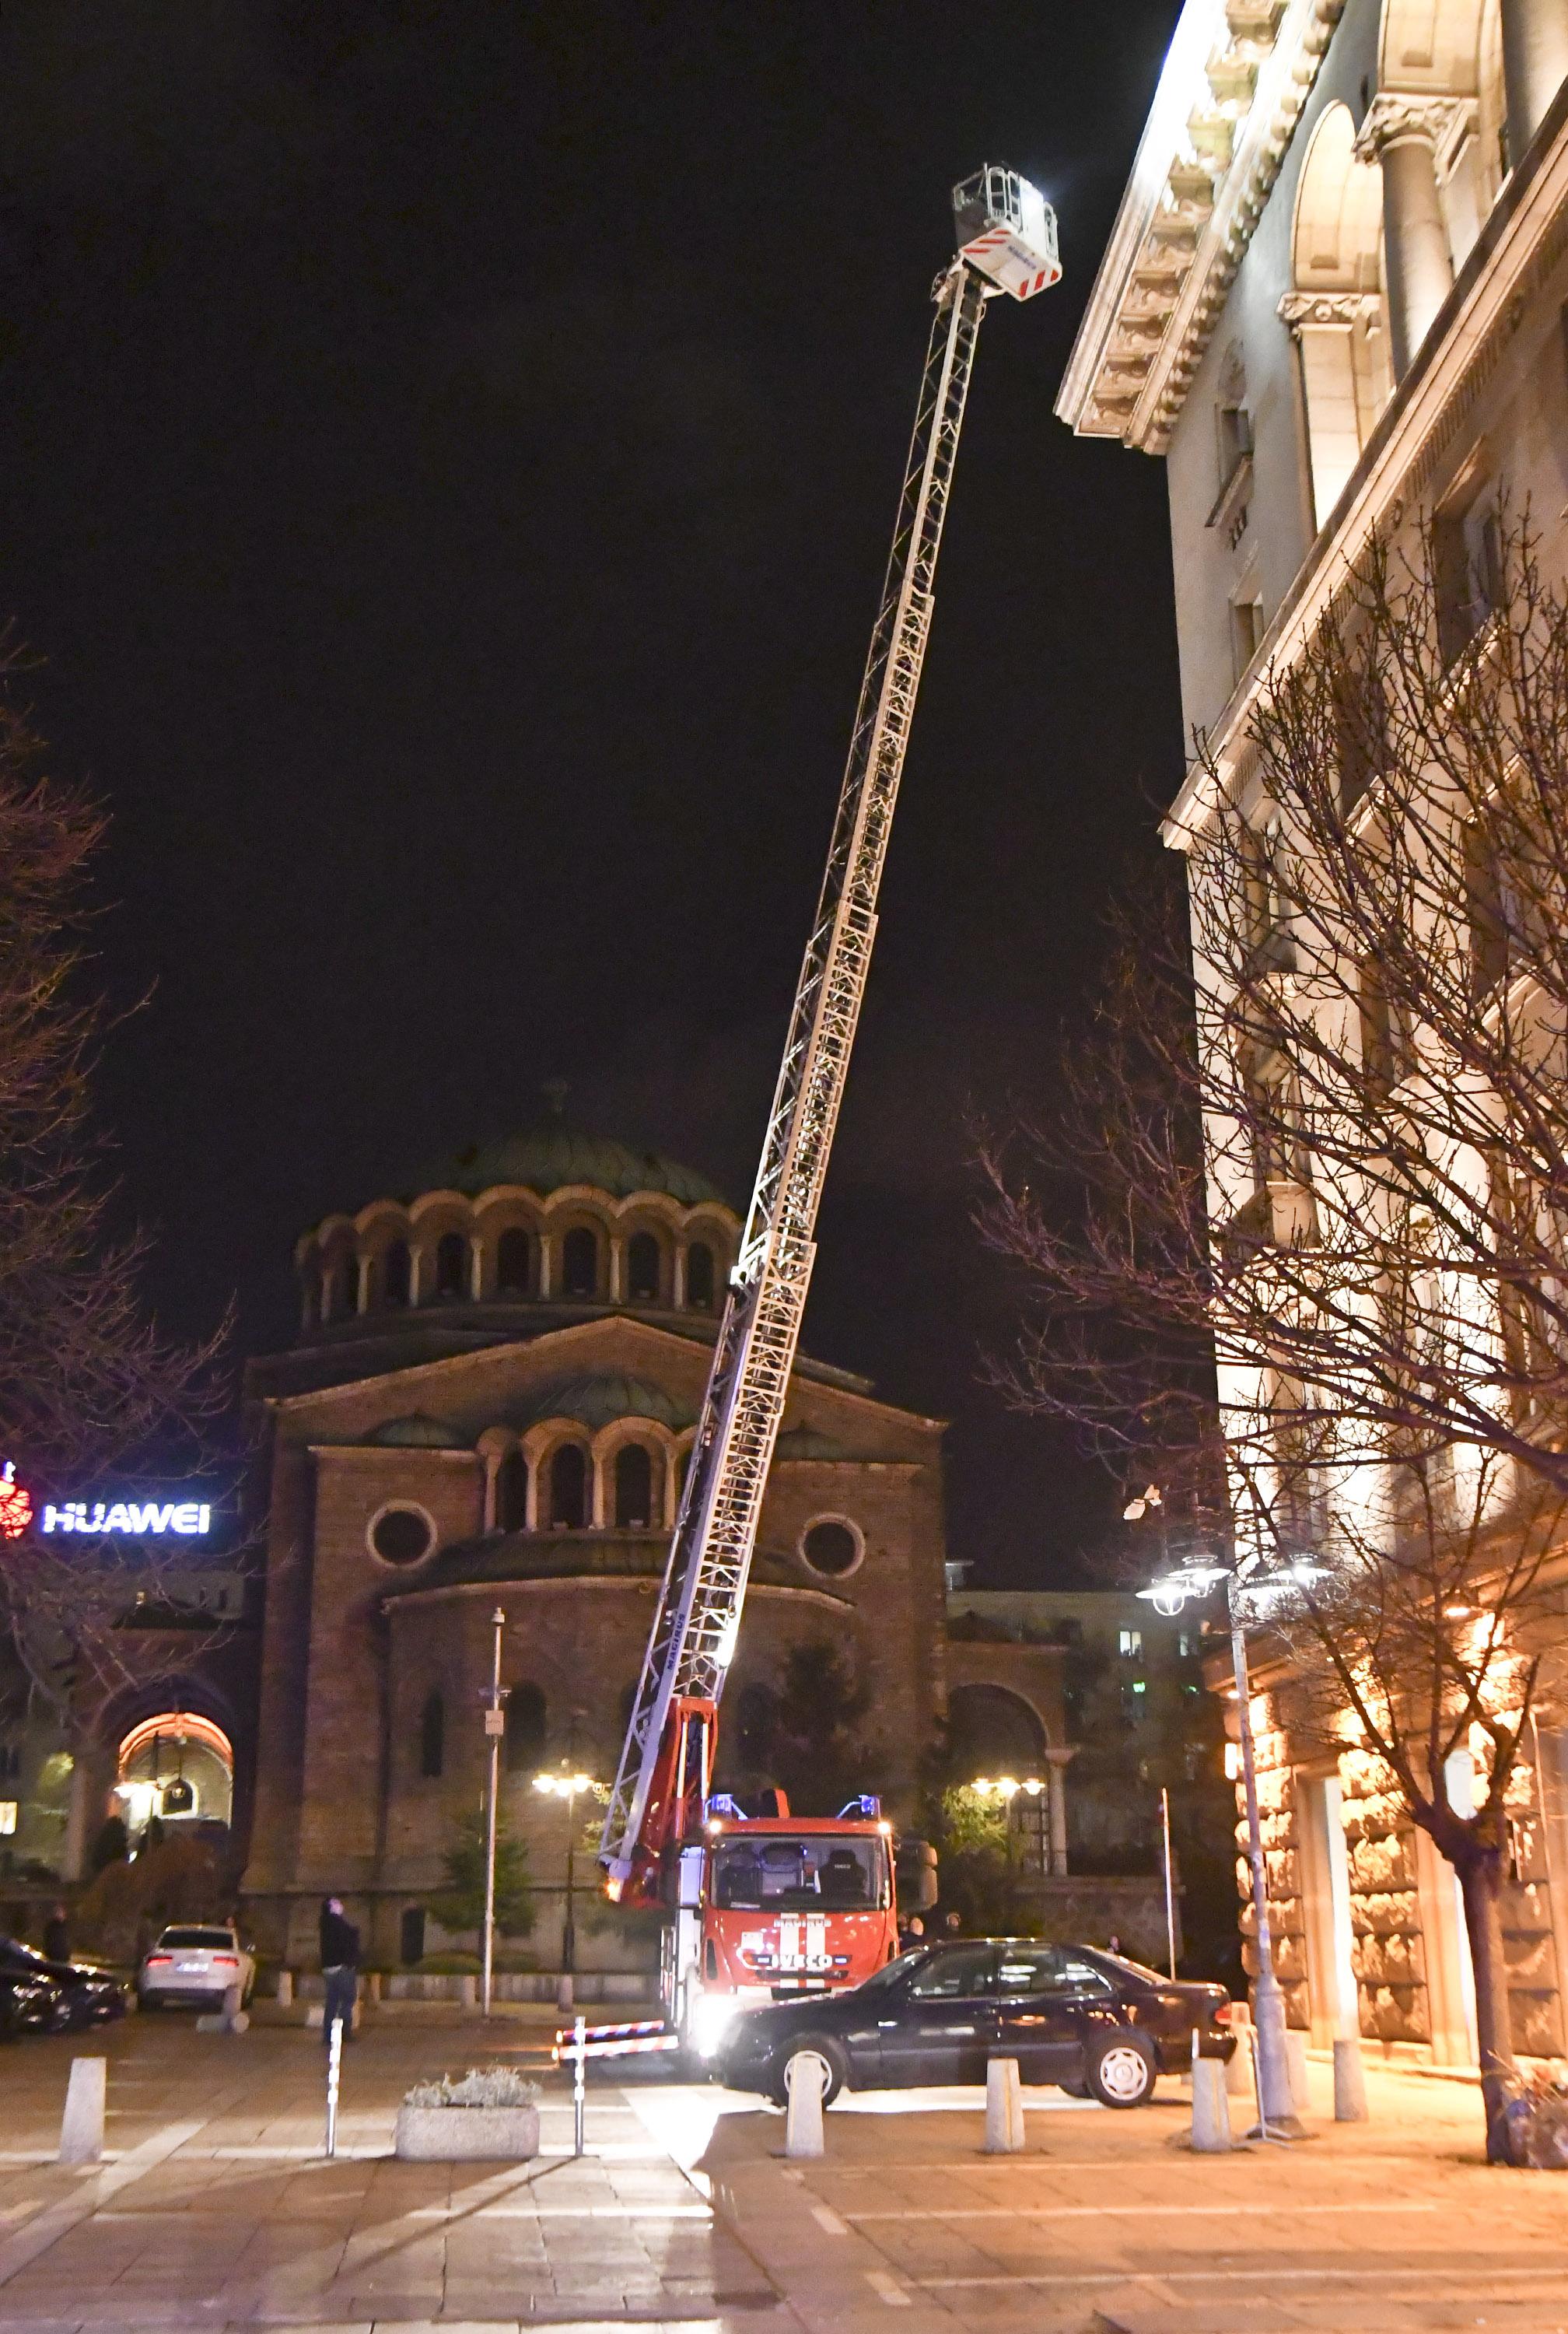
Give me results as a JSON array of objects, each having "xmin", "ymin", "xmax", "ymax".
[{"xmin": 598, "ymin": 171, "xmax": 1059, "ymax": 2055}]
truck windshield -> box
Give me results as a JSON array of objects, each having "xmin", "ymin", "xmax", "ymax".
[{"xmin": 711, "ymin": 1833, "xmax": 888, "ymax": 1912}]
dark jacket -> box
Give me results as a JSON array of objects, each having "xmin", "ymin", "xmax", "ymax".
[
  {"xmin": 42, "ymin": 1919, "xmax": 69, "ymax": 1963},
  {"xmin": 319, "ymin": 1908, "xmax": 360, "ymax": 1970}
]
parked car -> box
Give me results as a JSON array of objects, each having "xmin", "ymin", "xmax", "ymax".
[
  {"xmin": 0, "ymin": 1957, "xmax": 65, "ymax": 2038},
  {"xmin": 138, "ymin": 1924, "xmax": 255, "ymax": 2010},
  {"xmin": 712, "ymin": 1938, "xmax": 1235, "ymax": 2109},
  {"xmin": 0, "ymin": 1939, "xmax": 128, "ymax": 2031}
]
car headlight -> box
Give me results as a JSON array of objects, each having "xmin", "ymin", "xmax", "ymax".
[{"xmin": 690, "ymin": 1996, "xmax": 744, "ymax": 2061}]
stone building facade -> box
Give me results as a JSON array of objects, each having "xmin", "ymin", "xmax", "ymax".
[
  {"xmin": 1060, "ymin": 0, "xmax": 1568, "ymax": 2065},
  {"xmin": 240, "ymin": 1124, "xmax": 955, "ymax": 1971}
]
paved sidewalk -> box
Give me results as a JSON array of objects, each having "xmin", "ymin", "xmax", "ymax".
[{"xmin": 0, "ymin": 2017, "xmax": 1564, "ymax": 2332}]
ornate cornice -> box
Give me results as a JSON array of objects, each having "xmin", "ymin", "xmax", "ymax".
[
  {"xmin": 1276, "ymin": 289, "xmax": 1383, "ymax": 328},
  {"xmin": 1354, "ymin": 91, "xmax": 1471, "ymax": 159},
  {"xmin": 1056, "ymin": 0, "xmax": 1346, "ymax": 451}
]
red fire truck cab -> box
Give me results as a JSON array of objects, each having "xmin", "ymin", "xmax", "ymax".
[{"xmin": 669, "ymin": 1798, "xmax": 903, "ymax": 2061}]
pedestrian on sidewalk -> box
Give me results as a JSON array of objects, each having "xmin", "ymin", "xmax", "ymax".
[
  {"xmin": 42, "ymin": 1902, "xmax": 70, "ymax": 1962},
  {"xmin": 898, "ymin": 1915, "xmax": 926, "ymax": 1951},
  {"xmin": 319, "ymin": 1896, "xmax": 359, "ymax": 2047}
]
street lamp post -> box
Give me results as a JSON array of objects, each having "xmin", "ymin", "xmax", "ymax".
[
  {"xmin": 534, "ymin": 1768, "xmax": 599, "ymax": 2013},
  {"xmin": 1140, "ymin": 1554, "xmax": 1320, "ymax": 2141},
  {"xmin": 481, "ymin": 1607, "xmax": 507, "ymax": 2020}
]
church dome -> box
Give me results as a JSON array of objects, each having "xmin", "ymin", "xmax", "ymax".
[
  {"xmin": 366, "ymin": 1413, "xmax": 470, "ymax": 1449},
  {"xmin": 429, "ymin": 1124, "xmax": 727, "ymax": 1208},
  {"xmin": 520, "ymin": 1373, "xmax": 695, "ymax": 1432}
]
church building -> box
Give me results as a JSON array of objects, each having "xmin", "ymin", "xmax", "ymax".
[{"xmin": 240, "ymin": 1121, "xmax": 957, "ymax": 1970}]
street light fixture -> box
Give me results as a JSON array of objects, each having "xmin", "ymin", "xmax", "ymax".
[
  {"xmin": 1137, "ymin": 1551, "xmax": 1326, "ymax": 2140},
  {"xmin": 534, "ymin": 1768, "xmax": 602, "ymax": 2012}
]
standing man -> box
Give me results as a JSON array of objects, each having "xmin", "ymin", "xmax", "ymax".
[
  {"xmin": 319, "ymin": 1897, "xmax": 359, "ymax": 2047},
  {"xmin": 42, "ymin": 1903, "xmax": 70, "ymax": 1963}
]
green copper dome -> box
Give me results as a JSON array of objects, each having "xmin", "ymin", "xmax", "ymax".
[
  {"xmin": 519, "ymin": 1374, "xmax": 695, "ymax": 1432},
  {"xmin": 367, "ymin": 1413, "xmax": 470, "ymax": 1448},
  {"xmin": 426, "ymin": 1124, "xmax": 729, "ymax": 1210}
]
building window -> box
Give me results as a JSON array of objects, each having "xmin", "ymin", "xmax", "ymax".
[
  {"xmin": 381, "ymin": 1241, "xmax": 411, "ymax": 1308},
  {"xmin": 687, "ymin": 1242, "xmax": 716, "ymax": 1309},
  {"xmin": 0, "ymin": 1800, "xmax": 16, "ymax": 1836},
  {"xmin": 627, "ymin": 1232, "xmax": 661, "ymax": 1302},
  {"xmin": 1118, "ymin": 1628, "xmax": 1143, "ymax": 1659},
  {"xmin": 495, "ymin": 1449, "xmax": 528, "ymax": 1533},
  {"xmin": 614, "ymin": 1442, "xmax": 654, "ymax": 1528},
  {"xmin": 1230, "ymin": 591, "xmax": 1265, "ymax": 680},
  {"xmin": 800, "ymin": 1516, "xmax": 863, "ymax": 1578},
  {"xmin": 548, "ymin": 1442, "xmax": 587, "ymax": 1529},
  {"xmin": 432, "ymin": 1232, "xmax": 467, "ymax": 1299},
  {"xmin": 561, "ymin": 1227, "xmax": 599, "ymax": 1298},
  {"xmin": 496, "ymin": 1228, "xmax": 531, "ymax": 1296},
  {"xmin": 368, "ymin": 1504, "xmax": 435, "ymax": 1567},
  {"xmin": 505, "ymin": 1682, "xmax": 548, "ymax": 1772},
  {"xmin": 1435, "ymin": 473, "xmax": 1503, "ymax": 667},
  {"xmin": 419, "ymin": 1690, "xmax": 444, "ymax": 1779},
  {"xmin": 1178, "ymin": 1628, "xmax": 1201, "ymax": 1659},
  {"xmin": 400, "ymin": 1907, "xmax": 425, "ymax": 1966}
]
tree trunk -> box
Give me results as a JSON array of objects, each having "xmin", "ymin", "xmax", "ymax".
[{"xmin": 1458, "ymin": 1856, "xmax": 1522, "ymax": 2164}]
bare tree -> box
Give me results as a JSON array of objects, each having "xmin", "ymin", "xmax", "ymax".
[
  {"xmin": 0, "ymin": 679, "xmax": 226, "ymax": 1746},
  {"xmin": 978, "ymin": 516, "xmax": 1568, "ymax": 2159}
]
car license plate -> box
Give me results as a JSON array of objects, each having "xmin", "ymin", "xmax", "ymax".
[{"xmin": 177, "ymin": 1961, "xmax": 205, "ymax": 1973}]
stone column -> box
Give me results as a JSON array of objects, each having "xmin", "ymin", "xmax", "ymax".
[
  {"xmin": 537, "ymin": 1233, "xmax": 555, "ymax": 1299},
  {"xmin": 607, "ymin": 1235, "xmax": 625, "ymax": 1303},
  {"xmin": 1277, "ymin": 292, "xmax": 1384, "ymax": 529},
  {"xmin": 1503, "ymin": 0, "xmax": 1568, "ymax": 166},
  {"xmin": 1045, "ymin": 1749, "xmax": 1075, "ymax": 1877},
  {"xmin": 1356, "ymin": 97, "xmax": 1461, "ymax": 377}
]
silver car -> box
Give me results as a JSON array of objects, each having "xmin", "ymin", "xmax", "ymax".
[{"xmin": 138, "ymin": 1924, "xmax": 255, "ymax": 2010}]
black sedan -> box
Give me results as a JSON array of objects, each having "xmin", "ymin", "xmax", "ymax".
[
  {"xmin": 0, "ymin": 1940, "xmax": 129, "ymax": 2031},
  {"xmin": 0, "ymin": 1961, "xmax": 65, "ymax": 2038},
  {"xmin": 713, "ymin": 1939, "xmax": 1235, "ymax": 2109}
]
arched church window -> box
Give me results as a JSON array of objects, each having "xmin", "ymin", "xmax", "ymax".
[
  {"xmin": 686, "ymin": 1242, "xmax": 715, "ymax": 1309},
  {"xmin": 419, "ymin": 1689, "xmax": 444, "ymax": 1779},
  {"xmin": 615, "ymin": 1443, "xmax": 654, "ymax": 1529},
  {"xmin": 495, "ymin": 1449, "xmax": 528, "ymax": 1533},
  {"xmin": 562, "ymin": 1226, "xmax": 599, "ymax": 1298},
  {"xmin": 497, "ymin": 1228, "xmax": 531, "ymax": 1295},
  {"xmin": 628, "ymin": 1232, "xmax": 661, "ymax": 1302},
  {"xmin": 382, "ymin": 1241, "xmax": 411, "ymax": 1308},
  {"xmin": 549, "ymin": 1442, "xmax": 587, "ymax": 1529},
  {"xmin": 433, "ymin": 1232, "xmax": 467, "ymax": 1299},
  {"xmin": 506, "ymin": 1682, "xmax": 548, "ymax": 1772}
]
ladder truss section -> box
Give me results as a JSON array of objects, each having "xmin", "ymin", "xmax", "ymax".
[{"xmin": 600, "ymin": 264, "xmax": 989, "ymax": 1893}]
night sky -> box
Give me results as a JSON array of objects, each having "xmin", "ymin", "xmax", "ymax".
[{"xmin": 0, "ymin": 3, "xmax": 1184, "ymax": 1585}]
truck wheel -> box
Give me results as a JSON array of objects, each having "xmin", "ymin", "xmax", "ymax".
[
  {"xmin": 1086, "ymin": 2034, "xmax": 1156, "ymax": 2108},
  {"xmin": 768, "ymin": 2034, "xmax": 847, "ymax": 2110}
]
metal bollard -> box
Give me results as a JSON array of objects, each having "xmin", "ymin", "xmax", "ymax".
[
  {"xmin": 784, "ymin": 2050, "xmax": 826, "ymax": 2159},
  {"xmin": 58, "ymin": 2057, "xmax": 107, "ymax": 2165},
  {"xmin": 1332, "ymin": 2035, "xmax": 1368, "ymax": 2122},
  {"xmin": 275, "ymin": 1969, "xmax": 293, "ymax": 2009},
  {"xmin": 984, "ymin": 2056, "xmax": 1025, "ymax": 2154},
  {"xmin": 1189, "ymin": 2032, "xmax": 1230, "ymax": 2152},
  {"xmin": 324, "ymin": 2015, "xmax": 343, "ymax": 2159},
  {"xmin": 572, "ymin": 2015, "xmax": 586, "ymax": 2160}
]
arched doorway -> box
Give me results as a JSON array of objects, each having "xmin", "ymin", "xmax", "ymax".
[
  {"xmin": 947, "ymin": 1684, "xmax": 1048, "ymax": 1779},
  {"xmin": 115, "ymin": 1713, "xmax": 233, "ymax": 1838}
]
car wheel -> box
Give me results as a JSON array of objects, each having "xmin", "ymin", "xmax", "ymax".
[
  {"xmin": 1086, "ymin": 2034, "xmax": 1157, "ymax": 2108},
  {"xmin": 767, "ymin": 2034, "xmax": 847, "ymax": 2110}
]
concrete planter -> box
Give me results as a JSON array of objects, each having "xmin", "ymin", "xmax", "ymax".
[{"xmin": 394, "ymin": 2103, "xmax": 540, "ymax": 2162}]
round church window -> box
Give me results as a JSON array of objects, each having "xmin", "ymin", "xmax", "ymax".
[
  {"xmin": 800, "ymin": 1517, "xmax": 863, "ymax": 1579},
  {"xmin": 368, "ymin": 1504, "xmax": 436, "ymax": 1566}
]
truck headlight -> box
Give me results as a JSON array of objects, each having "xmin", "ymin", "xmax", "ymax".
[{"xmin": 691, "ymin": 1996, "xmax": 743, "ymax": 2060}]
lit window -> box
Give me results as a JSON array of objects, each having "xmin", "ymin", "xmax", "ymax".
[
  {"xmin": 1118, "ymin": 1628, "xmax": 1143, "ymax": 1658},
  {"xmin": 1178, "ymin": 1629, "xmax": 1200, "ymax": 1658},
  {"xmin": 1132, "ymin": 1678, "xmax": 1147, "ymax": 1694},
  {"xmin": 0, "ymin": 1801, "xmax": 16, "ymax": 1835}
]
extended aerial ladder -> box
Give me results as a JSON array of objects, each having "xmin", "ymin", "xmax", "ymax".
[{"xmin": 601, "ymin": 168, "xmax": 1060, "ymax": 1910}]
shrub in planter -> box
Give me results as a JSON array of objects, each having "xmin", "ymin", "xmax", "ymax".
[{"xmin": 394, "ymin": 2066, "xmax": 541, "ymax": 2162}]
